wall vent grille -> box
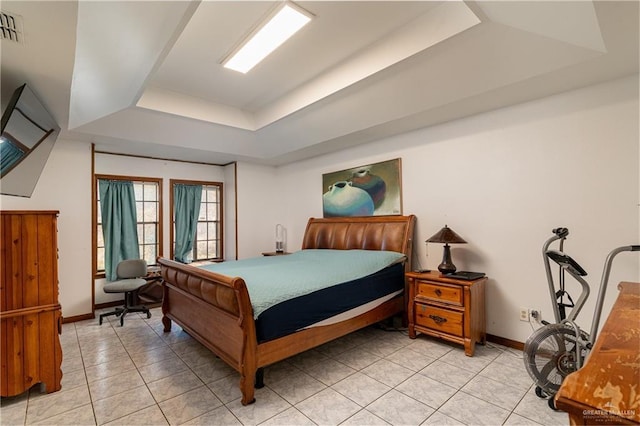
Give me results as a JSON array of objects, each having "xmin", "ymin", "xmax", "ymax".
[{"xmin": 0, "ymin": 11, "xmax": 23, "ymax": 44}]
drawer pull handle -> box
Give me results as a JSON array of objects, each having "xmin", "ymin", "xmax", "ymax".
[
  {"xmin": 434, "ymin": 289, "xmax": 442, "ymax": 297},
  {"xmin": 429, "ymin": 314, "xmax": 447, "ymax": 324}
]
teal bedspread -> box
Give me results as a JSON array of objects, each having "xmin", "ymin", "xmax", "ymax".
[{"xmin": 199, "ymin": 249, "xmax": 405, "ymax": 318}]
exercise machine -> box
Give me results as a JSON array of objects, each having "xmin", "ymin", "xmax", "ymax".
[{"xmin": 523, "ymin": 227, "xmax": 638, "ymax": 409}]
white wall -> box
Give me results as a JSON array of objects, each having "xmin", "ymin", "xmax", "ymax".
[
  {"xmin": 94, "ymin": 153, "xmax": 228, "ymax": 304},
  {"xmin": 0, "ymin": 139, "xmax": 93, "ymax": 318},
  {"xmin": 267, "ymin": 75, "xmax": 639, "ymax": 343},
  {"xmin": 1, "ymin": 75, "xmax": 637, "ymax": 344},
  {"xmin": 235, "ymin": 162, "xmax": 282, "ymax": 258}
]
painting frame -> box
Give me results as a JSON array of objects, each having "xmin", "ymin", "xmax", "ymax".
[{"xmin": 322, "ymin": 158, "xmax": 402, "ymax": 218}]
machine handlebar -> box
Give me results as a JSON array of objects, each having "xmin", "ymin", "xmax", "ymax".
[
  {"xmin": 590, "ymin": 244, "xmax": 640, "ymax": 342},
  {"xmin": 552, "ymin": 227, "xmax": 569, "ymax": 238}
]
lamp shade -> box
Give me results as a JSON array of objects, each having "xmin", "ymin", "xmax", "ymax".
[{"xmin": 426, "ymin": 225, "xmax": 467, "ymax": 244}]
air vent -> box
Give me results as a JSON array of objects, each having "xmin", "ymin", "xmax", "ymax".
[{"xmin": 0, "ymin": 11, "xmax": 23, "ymax": 44}]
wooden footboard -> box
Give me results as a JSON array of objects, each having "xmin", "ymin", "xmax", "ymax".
[
  {"xmin": 159, "ymin": 214, "xmax": 416, "ymax": 405},
  {"xmin": 158, "ymin": 258, "xmax": 259, "ymax": 405}
]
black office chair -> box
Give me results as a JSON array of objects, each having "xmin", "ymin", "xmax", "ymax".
[{"xmin": 99, "ymin": 259, "xmax": 152, "ymax": 326}]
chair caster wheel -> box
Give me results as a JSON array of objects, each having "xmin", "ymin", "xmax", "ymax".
[{"xmin": 146, "ymin": 312, "xmax": 152, "ymax": 319}]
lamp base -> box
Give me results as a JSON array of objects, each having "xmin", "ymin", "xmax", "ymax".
[{"xmin": 437, "ymin": 244, "xmax": 457, "ymax": 274}]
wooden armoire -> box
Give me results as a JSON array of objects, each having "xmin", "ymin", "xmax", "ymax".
[{"xmin": 0, "ymin": 210, "xmax": 62, "ymax": 397}]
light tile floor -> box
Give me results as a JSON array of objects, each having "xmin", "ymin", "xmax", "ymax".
[{"xmin": 1, "ymin": 308, "xmax": 568, "ymax": 425}]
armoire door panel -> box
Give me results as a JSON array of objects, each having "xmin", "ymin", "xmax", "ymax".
[
  {"xmin": 2, "ymin": 215, "xmax": 24, "ymax": 311},
  {"xmin": 23, "ymin": 314, "xmax": 41, "ymax": 390},
  {"xmin": 0, "ymin": 211, "xmax": 62, "ymax": 397},
  {"xmin": 1, "ymin": 320, "xmax": 8, "ymax": 394},
  {"xmin": 36, "ymin": 310, "xmax": 62, "ymax": 392},
  {"xmin": 22, "ymin": 215, "xmax": 40, "ymax": 308},
  {"xmin": 36, "ymin": 215, "xmax": 56, "ymax": 306},
  {"xmin": 2, "ymin": 317, "xmax": 26, "ymax": 395}
]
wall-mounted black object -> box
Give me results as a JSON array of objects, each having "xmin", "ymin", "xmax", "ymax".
[{"xmin": 1, "ymin": 83, "xmax": 60, "ymax": 197}]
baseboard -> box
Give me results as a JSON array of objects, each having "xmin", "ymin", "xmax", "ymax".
[
  {"xmin": 61, "ymin": 299, "xmax": 161, "ymax": 324},
  {"xmin": 95, "ymin": 300, "xmax": 125, "ymax": 310},
  {"xmin": 62, "ymin": 300, "xmax": 123, "ymax": 324},
  {"xmin": 487, "ymin": 333, "xmax": 524, "ymax": 351},
  {"xmin": 62, "ymin": 313, "xmax": 93, "ymax": 324}
]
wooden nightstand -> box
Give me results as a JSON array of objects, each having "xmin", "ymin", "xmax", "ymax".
[{"xmin": 406, "ymin": 271, "xmax": 487, "ymax": 356}]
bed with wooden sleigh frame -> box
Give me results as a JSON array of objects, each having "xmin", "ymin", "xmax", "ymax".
[{"xmin": 157, "ymin": 214, "xmax": 416, "ymax": 405}]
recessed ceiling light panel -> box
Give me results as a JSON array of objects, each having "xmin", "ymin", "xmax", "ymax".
[{"xmin": 222, "ymin": 2, "xmax": 313, "ymax": 74}]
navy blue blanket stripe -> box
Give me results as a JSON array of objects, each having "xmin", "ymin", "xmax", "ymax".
[{"xmin": 255, "ymin": 262, "xmax": 404, "ymax": 342}]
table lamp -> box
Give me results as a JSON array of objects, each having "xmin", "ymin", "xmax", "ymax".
[{"xmin": 426, "ymin": 225, "xmax": 467, "ymax": 274}]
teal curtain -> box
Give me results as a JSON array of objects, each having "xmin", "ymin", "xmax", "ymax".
[
  {"xmin": 99, "ymin": 180, "xmax": 140, "ymax": 281},
  {"xmin": 174, "ymin": 184, "xmax": 202, "ymax": 263},
  {"xmin": 0, "ymin": 140, "xmax": 25, "ymax": 175}
]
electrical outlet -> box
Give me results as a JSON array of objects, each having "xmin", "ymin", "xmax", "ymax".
[
  {"xmin": 519, "ymin": 307, "xmax": 529, "ymax": 321},
  {"xmin": 529, "ymin": 309, "xmax": 541, "ymax": 322}
]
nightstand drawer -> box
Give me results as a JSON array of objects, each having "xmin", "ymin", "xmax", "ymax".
[
  {"xmin": 417, "ymin": 282, "xmax": 462, "ymax": 306},
  {"xmin": 415, "ymin": 303, "xmax": 463, "ymax": 337}
]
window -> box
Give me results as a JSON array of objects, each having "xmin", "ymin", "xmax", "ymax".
[
  {"xmin": 196, "ymin": 184, "xmax": 223, "ymax": 261},
  {"xmin": 170, "ymin": 180, "xmax": 223, "ymax": 262},
  {"xmin": 135, "ymin": 181, "xmax": 161, "ymax": 264},
  {"xmin": 95, "ymin": 175, "xmax": 163, "ymax": 276}
]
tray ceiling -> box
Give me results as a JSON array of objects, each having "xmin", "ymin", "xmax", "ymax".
[{"xmin": 1, "ymin": 1, "xmax": 637, "ymax": 165}]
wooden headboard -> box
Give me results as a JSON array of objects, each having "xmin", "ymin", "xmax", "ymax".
[{"xmin": 301, "ymin": 215, "xmax": 416, "ymax": 269}]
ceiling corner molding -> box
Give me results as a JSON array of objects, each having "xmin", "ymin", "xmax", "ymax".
[
  {"xmin": 252, "ymin": 0, "xmax": 481, "ymax": 130},
  {"xmin": 136, "ymin": 87, "xmax": 256, "ymax": 130},
  {"xmin": 478, "ymin": 1, "xmax": 607, "ymax": 53},
  {"xmin": 68, "ymin": 1, "xmax": 200, "ymax": 130}
]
